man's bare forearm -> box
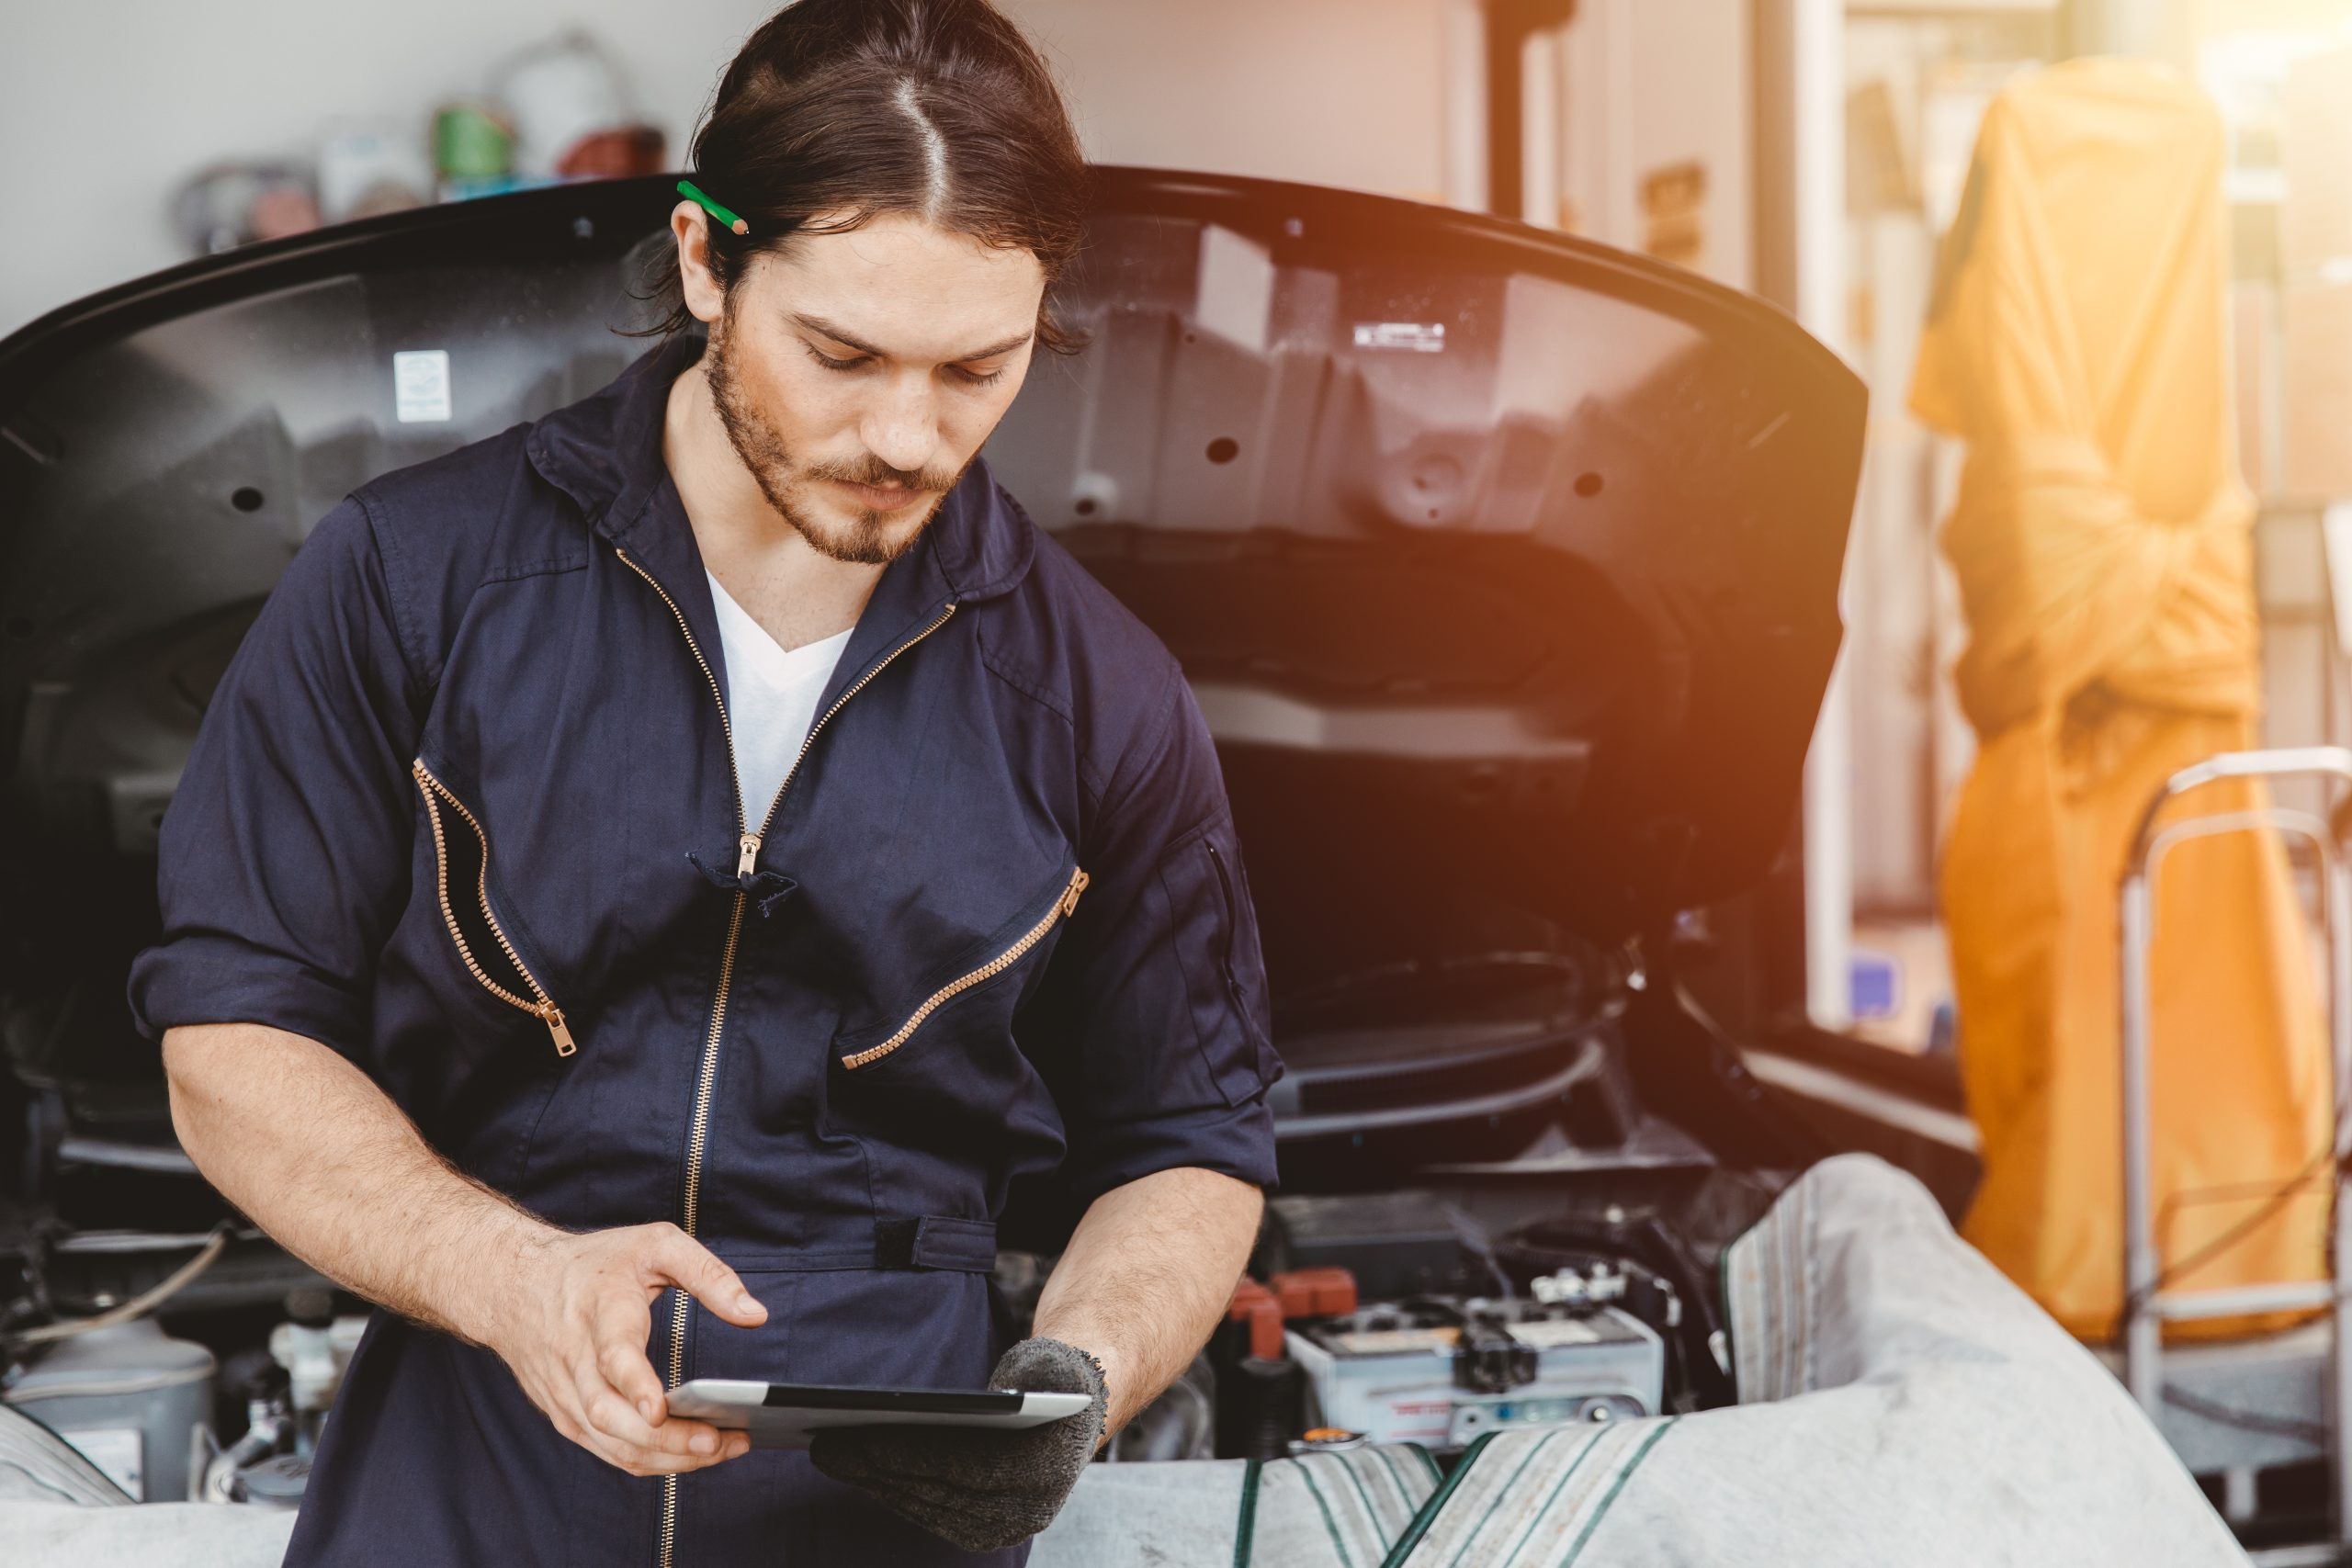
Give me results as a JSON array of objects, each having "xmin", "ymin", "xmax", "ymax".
[
  {"xmin": 160, "ymin": 1021, "xmax": 559, "ymax": 1347},
  {"xmin": 1031, "ymin": 1165, "xmax": 1263, "ymax": 1437}
]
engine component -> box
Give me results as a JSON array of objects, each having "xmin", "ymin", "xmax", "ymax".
[
  {"xmin": 1286, "ymin": 1296, "xmax": 1663, "ymax": 1451},
  {"xmin": 1450, "ymin": 1309, "xmax": 1540, "ymax": 1394},
  {"xmin": 1529, "ymin": 1261, "xmax": 1634, "ymax": 1311},
  {"xmin": 0, "ymin": 1316, "xmax": 215, "ymax": 1500},
  {"xmin": 1260, "ymin": 1192, "xmax": 1477, "ymax": 1300},
  {"xmin": 1225, "ymin": 1276, "xmax": 1288, "ymax": 1362},
  {"xmin": 1216, "ymin": 1355, "xmax": 1306, "ymax": 1461},
  {"xmin": 1267, "ymin": 1269, "xmax": 1359, "ymax": 1319},
  {"xmin": 267, "ymin": 1292, "xmax": 367, "ymax": 1416},
  {"xmin": 1498, "ymin": 1209, "xmax": 1737, "ymax": 1410},
  {"xmin": 224, "ymin": 1451, "xmax": 311, "ymax": 1508},
  {"xmin": 194, "ymin": 1292, "xmax": 370, "ymax": 1506},
  {"xmin": 205, "ymin": 1355, "xmax": 294, "ymax": 1504}
]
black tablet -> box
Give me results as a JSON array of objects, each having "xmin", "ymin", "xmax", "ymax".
[{"xmin": 665, "ymin": 1379, "xmax": 1092, "ymax": 1449}]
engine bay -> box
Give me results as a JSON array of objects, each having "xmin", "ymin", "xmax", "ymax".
[{"xmin": 0, "ymin": 1156, "xmax": 1781, "ymax": 1501}]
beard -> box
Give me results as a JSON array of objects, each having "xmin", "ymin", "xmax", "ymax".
[{"xmin": 700, "ymin": 298, "xmax": 967, "ymax": 567}]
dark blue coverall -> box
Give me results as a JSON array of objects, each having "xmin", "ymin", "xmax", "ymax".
[{"xmin": 126, "ymin": 330, "xmax": 1284, "ymax": 1566}]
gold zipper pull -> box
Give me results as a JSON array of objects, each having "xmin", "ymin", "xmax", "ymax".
[
  {"xmin": 737, "ymin": 832, "xmax": 762, "ymax": 880},
  {"xmin": 543, "ymin": 1008, "xmax": 577, "ymax": 1056},
  {"xmin": 1062, "ymin": 867, "xmax": 1090, "ymax": 916}
]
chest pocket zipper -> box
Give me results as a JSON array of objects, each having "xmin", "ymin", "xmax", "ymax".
[
  {"xmin": 840, "ymin": 864, "xmax": 1090, "ymax": 1070},
  {"xmin": 412, "ymin": 760, "xmax": 577, "ymax": 1056}
]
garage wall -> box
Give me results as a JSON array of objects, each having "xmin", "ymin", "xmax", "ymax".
[
  {"xmin": 1012, "ymin": 1, "xmax": 1453, "ymax": 206},
  {"xmin": 0, "ymin": 0, "xmax": 1460, "ymax": 340},
  {"xmin": 1554, "ymin": 0, "xmax": 1754, "ymax": 290}
]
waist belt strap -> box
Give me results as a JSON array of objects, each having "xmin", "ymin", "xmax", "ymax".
[{"xmin": 874, "ymin": 1216, "xmax": 998, "ymax": 1272}]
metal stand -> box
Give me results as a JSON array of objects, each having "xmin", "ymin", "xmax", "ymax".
[{"xmin": 2120, "ymin": 747, "xmax": 2352, "ymax": 1557}]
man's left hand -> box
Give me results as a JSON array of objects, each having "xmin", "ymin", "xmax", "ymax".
[{"xmin": 808, "ymin": 1337, "xmax": 1109, "ymax": 1551}]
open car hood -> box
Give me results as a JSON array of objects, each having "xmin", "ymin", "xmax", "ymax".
[{"xmin": 0, "ymin": 170, "xmax": 1861, "ymax": 1045}]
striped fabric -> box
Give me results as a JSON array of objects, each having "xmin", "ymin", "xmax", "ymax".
[
  {"xmin": 1723, "ymin": 1153, "xmax": 1820, "ymax": 1405},
  {"xmin": 1033, "ymin": 1443, "xmax": 1441, "ymax": 1568},
  {"xmin": 0, "ymin": 1404, "xmax": 131, "ymax": 1506},
  {"xmin": 1244, "ymin": 1442, "xmax": 1444, "ymax": 1567},
  {"xmin": 1379, "ymin": 1420, "xmax": 1678, "ymax": 1568}
]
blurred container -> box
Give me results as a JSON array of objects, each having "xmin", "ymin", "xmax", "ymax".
[
  {"xmin": 434, "ymin": 104, "xmax": 514, "ymax": 182},
  {"xmin": 317, "ymin": 118, "xmax": 432, "ymax": 223},
  {"xmin": 3, "ymin": 1319, "xmax": 215, "ymax": 1502},
  {"xmin": 559, "ymin": 124, "xmax": 666, "ymax": 180},
  {"xmin": 171, "ymin": 162, "xmax": 320, "ymax": 254},
  {"xmin": 494, "ymin": 30, "xmax": 629, "ymax": 177}
]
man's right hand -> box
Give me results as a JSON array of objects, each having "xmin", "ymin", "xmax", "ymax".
[
  {"xmin": 483, "ymin": 1221, "xmax": 768, "ymax": 1477},
  {"xmin": 159, "ymin": 1027, "xmax": 769, "ymax": 1479}
]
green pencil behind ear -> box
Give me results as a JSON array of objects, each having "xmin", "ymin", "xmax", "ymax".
[{"xmin": 676, "ymin": 179, "xmax": 749, "ymax": 236}]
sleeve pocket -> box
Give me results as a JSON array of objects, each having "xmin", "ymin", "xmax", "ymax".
[{"xmin": 1156, "ymin": 813, "xmax": 1279, "ymax": 1108}]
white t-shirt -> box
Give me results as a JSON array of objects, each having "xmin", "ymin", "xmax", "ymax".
[{"xmin": 706, "ymin": 570, "xmax": 856, "ymax": 826}]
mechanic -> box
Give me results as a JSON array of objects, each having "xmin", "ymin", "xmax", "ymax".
[{"xmin": 125, "ymin": 2, "xmax": 1282, "ymax": 1562}]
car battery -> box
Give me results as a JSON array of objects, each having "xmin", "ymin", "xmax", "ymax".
[
  {"xmin": 1285, "ymin": 1298, "xmax": 1663, "ymax": 1451},
  {"xmin": 1261, "ymin": 1193, "xmax": 1475, "ymax": 1302}
]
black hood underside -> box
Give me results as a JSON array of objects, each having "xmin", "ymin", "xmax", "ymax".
[{"xmin": 0, "ymin": 168, "xmax": 1862, "ymax": 1097}]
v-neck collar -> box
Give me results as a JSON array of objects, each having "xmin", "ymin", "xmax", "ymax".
[{"xmin": 705, "ymin": 567, "xmax": 855, "ymax": 690}]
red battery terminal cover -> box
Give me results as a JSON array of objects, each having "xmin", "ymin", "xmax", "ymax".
[
  {"xmin": 1268, "ymin": 1268, "xmax": 1359, "ymax": 1320},
  {"xmin": 1226, "ymin": 1276, "xmax": 1286, "ymax": 1360}
]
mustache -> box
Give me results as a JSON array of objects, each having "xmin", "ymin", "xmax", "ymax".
[{"xmin": 802, "ymin": 456, "xmax": 964, "ymax": 494}]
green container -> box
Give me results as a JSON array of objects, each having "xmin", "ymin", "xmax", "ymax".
[{"xmin": 434, "ymin": 105, "xmax": 513, "ymax": 181}]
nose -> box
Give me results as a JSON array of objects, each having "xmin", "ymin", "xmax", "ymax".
[{"xmin": 858, "ymin": 371, "xmax": 940, "ymax": 479}]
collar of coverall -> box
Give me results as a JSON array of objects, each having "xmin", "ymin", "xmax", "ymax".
[{"xmin": 523, "ymin": 326, "xmax": 1038, "ymax": 607}]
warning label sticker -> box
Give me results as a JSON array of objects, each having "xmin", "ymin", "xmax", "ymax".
[
  {"xmin": 394, "ymin": 349, "xmax": 453, "ymax": 423},
  {"xmin": 1351, "ymin": 321, "xmax": 1446, "ymax": 353}
]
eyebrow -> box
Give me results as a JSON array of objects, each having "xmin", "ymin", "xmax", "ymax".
[{"xmin": 793, "ymin": 312, "xmax": 1032, "ymax": 364}]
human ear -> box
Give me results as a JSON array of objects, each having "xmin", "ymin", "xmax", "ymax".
[{"xmin": 671, "ymin": 202, "xmax": 726, "ymax": 326}]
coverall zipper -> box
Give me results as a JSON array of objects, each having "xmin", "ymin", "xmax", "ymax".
[
  {"xmin": 839, "ymin": 864, "xmax": 1090, "ymax": 1069},
  {"xmin": 616, "ymin": 546, "xmax": 956, "ymax": 1568},
  {"xmin": 412, "ymin": 760, "xmax": 576, "ymax": 1055}
]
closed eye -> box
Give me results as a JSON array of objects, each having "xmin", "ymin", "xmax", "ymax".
[
  {"xmin": 804, "ymin": 344, "xmax": 871, "ymax": 374},
  {"xmin": 804, "ymin": 340, "xmax": 1007, "ymax": 389}
]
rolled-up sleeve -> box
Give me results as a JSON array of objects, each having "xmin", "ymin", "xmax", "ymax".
[
  {"xmin": 1029, "ymin": 665, "xmax": 1284, "ymax": 1208},
  {"xmin": 126, "ymin": 491, "xmax": 422, "ymax": 1069}
]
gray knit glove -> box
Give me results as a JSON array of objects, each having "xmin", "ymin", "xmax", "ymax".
[{"xmin": 808, "ymin": 1337, "xmax": 1109, "ymax": 1552}]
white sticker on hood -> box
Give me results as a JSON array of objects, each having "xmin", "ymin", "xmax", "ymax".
[
  {"xmin": 1352, "ymin": 321, "xmax": 1446, "ymax": 353},
  {"xmin": 393, "ymin": 349, "xmax": 452, "ymax": 423}
]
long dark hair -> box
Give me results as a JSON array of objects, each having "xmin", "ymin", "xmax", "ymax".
[{"xmin": 624, "ymin": 0, "xmax": 1091, "ymax": 354}]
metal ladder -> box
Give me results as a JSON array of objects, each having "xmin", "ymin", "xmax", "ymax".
[{"xmin": 2120, "ymin": 746, "xmax": 2352, "ymax": 1561}]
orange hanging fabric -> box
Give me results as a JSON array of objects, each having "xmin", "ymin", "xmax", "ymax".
[{"xmin": 1908, "ymin": 59, "xmax": 2330, "ymax": 1341}]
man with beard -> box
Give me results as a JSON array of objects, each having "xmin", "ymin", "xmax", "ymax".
[{"xmin": 127, "ymin": 4, "xmax": 1282, "ymax": 1564}]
